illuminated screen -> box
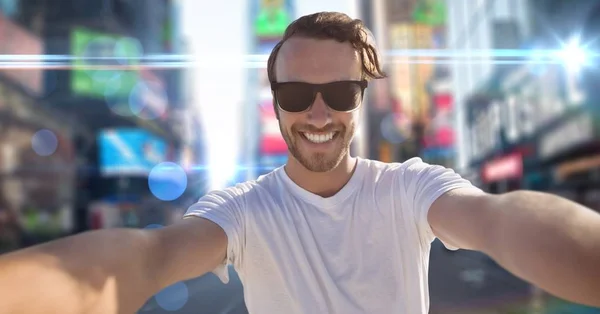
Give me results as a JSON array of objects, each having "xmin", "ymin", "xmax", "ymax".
[
  {"xmin": 70, "ymin": 28, "xmax": 142, "ymax": 98},
  {"xmin": 98, "ymin": 128, "xmax": 167, "ymax": 176},
  {"xmin": 253, "ymin": 0, "xmax": 293, "ymax": 38}
]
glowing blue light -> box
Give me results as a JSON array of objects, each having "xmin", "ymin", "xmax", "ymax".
[
  {"xmin": 558, "ymin": 37, "xmax": 588, "ymax": 73},
  {"xmin": 155, "ymin": 282, "xmax": 189, "ymax": 311},
  {"xmin": 148, "ymin": 162, "xmax": 187, "ymax": 201},
  {"xmin": 31, "ymin": 129, "xmax": 58, "ymax": 156}
]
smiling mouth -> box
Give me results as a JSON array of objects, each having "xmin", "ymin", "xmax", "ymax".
[{"xmin": 301, "ymin": 132, "xmax": 339, "ymax": 144}]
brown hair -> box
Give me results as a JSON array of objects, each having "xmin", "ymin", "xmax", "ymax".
[{"xmin": 267, "ymin": 12, "xmax": 387, "ymax": 83}]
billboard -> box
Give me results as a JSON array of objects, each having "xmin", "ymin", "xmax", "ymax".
[
  {"xmin": 0, "ymin": 15, "xmax": 44, "ymax": 95},
  {"xmin": 98, "ymin": 128, "xmax": 168, "ymax": 176},
  {"xmin": 411, "ymin": 0, "xmax": 447, "ymax": 26},
  {"xmin": 70, "ymin": 28, "xmax": 142, "ymax": 98},
  {"xmin": 253, "ymin": 0, "xmax": 294, "ymax": 40},
  {"xmin": 482, "ymin": 153, "xmax": 523, "ymax": 184}
]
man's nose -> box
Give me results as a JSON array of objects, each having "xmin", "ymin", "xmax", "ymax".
[{"xmin": 306, "ymin": 93, "xmax": 332, "ymax": 129}]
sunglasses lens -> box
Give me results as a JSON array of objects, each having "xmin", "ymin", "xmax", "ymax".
[
  {"xmin": 275, "ymin": 84, "xmax": 315, "ymax": 113},
  {"xmin": 321, "ymin": 81, "xmax": 364, "ymax": 111}
]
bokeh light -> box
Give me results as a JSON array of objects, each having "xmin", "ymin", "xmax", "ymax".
[
  {"xmin": 154, "ymin": 281, "xmax": 189, "ymax": 312},
  {"xmin": 148, "ymin": 162, "xmax": 188, "ymax": 201},
  {"xmin": 31, "ymin": 129, "xmax": 58, "ymax": 156}
]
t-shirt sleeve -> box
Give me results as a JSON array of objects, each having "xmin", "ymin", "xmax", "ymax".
[
  {"xmin": 183, "ymin": 184, "xmax": 248, "ymax": 284},
  {"xmin": 400, "ymin": 157, "xmax": 481, "ymax": 250}
]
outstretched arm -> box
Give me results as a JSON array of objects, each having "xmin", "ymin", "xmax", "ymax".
[
  {"xmin": 428, "ymin": 188, "xmax": 600, "ymax": 307},
  {"xmin": 0, "ymin": 218, "xmax": 227, "ymax": 314}
]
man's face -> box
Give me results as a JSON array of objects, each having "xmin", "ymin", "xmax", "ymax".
[{"xmin": 274, "ymin": 37, "xmax": 362, "ymax": 172}]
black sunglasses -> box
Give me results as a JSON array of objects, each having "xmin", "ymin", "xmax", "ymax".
[{"xmin": 270, "ymin": 80, "xmax": 368, "ymax": 113}]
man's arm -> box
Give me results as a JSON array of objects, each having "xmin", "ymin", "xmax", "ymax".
[
  {"xmin": 0, "ymin": 217, "xmax": 227, "ymax": 314},
  {"xmin": 428, "ymin": 188, "xmax": 600, "ymax": 307}
]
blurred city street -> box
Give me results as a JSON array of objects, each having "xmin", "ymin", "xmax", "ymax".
[
  {"xmin": 1, "ymin": 0, "xmax": 600, "ymax": 313},
  {"xmin": 139, "ymin": 268, "xmax": 248, "ymax": 314}
]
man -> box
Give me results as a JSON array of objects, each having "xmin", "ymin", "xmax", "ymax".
[{"xmin": 0, "ymin": 12, "xmax": 599, "ymax": 314}]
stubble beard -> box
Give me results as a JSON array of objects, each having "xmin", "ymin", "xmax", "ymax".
[{"xmin": 281, "ymin": 122, "xmax": 355, "ymax": 173}]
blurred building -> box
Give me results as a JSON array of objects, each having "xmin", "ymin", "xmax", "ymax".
[
  {"xmin": 0, "ymin": 1, "xmax": 76, "ymax": 251},
  {"xmin": 0, "ymin": 0, "xmax": 201, "ymax": 246},
  {"xmin": 455, "ymin": 0, "xmax": 600, "ymax": 205},
  {"xmin": 449, "ymin": 0, "xmax": 600, "ymax": 312},
  {"xmin": 360, "ymin": 0, "xmax": 455, "ymax": 167},
  {"xmin": 447, "ymin": 0, "xmax": 532, "ymax": 184}
]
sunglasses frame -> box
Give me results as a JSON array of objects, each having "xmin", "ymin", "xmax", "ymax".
[{"xmin": 270, "ymin": 80, "xmax": 369, "ymax": 113}]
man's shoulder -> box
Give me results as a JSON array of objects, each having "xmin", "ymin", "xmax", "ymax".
[
  {"xmin": 361, "ymin": 156, "xmax": 432, "ymax": 174},
  {"xmin": 201, "ymin": 169, "xmax": 281, "ymax": 200},
  {"xmin": 360, "ymin": 157, "xmax": 458, "ymax": 190}
]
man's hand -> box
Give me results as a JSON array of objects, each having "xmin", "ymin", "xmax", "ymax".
[{"xmin": 428, "ymin": 188, "xmax": 600, "ymax": 307}]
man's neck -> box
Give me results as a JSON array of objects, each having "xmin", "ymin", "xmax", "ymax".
[{"xmin": 284, "ymin": 154, "xmax": 358, "ymax": 198}]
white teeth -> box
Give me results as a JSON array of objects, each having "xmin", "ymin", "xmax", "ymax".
[{"xmin": 303, "ymin": 132, "xmax": 335, "ymax": 144}]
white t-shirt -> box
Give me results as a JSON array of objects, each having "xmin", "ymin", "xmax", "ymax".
[{"xmin": 184, "ymin": 157, "xmax": 478, "ymax": 314}]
